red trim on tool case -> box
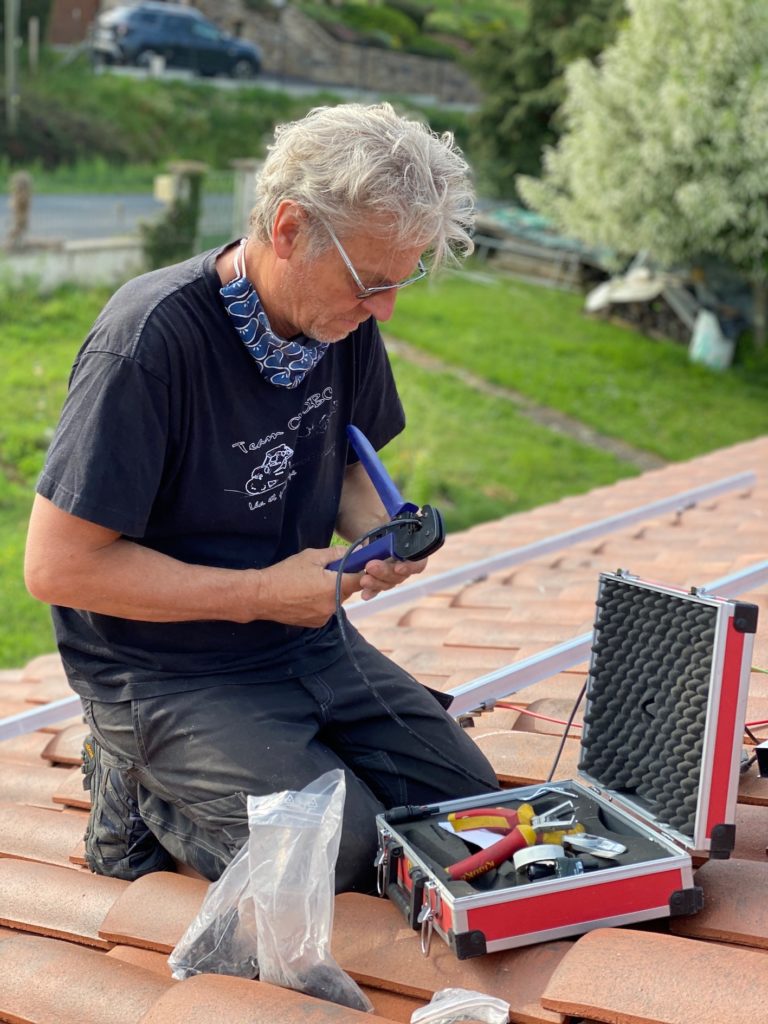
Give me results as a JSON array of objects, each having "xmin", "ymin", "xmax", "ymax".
[
  {"xmin": 465, "ymin": 869, "xmax": 686, "ymax": 942},
  {"xmin": 705, "ymin": 620, "xmax": 745, "ymax": 835}
]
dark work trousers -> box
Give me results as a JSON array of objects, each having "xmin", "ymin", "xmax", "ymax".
[{"xmin": 81, "ymin": 625, "xmax": 499, "ymax": 892}]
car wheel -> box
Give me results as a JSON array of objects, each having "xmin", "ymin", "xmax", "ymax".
[{"xmin": 231, "ymin": 58, "xmax": 258, "ymax": 80}]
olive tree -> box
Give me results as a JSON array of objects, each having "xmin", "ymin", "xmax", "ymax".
[{"xmin": 518, "ymin": 0, "xmax": 768, "ymax": 348}]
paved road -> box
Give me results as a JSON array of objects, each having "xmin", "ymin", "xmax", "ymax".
[{"xmin": 0, "ymin": 193, "xmax": 166, "ymax": 242}]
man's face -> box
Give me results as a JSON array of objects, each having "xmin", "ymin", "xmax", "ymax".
[{"xmin": 277, "ymin": 226, "xmax": 427, "ymax": 344}]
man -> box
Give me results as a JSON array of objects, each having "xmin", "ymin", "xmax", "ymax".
[{"xmin": 25, "ymin": 102, "xmax": 498, "ymax": 892}]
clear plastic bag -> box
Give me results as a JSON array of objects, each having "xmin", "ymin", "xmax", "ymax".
[
  {"xmin": 410, "ymin": 987, "xmax": 510, "ymax": 1024},
  {"xmin": 168, "ymin": 841, "xmax": 259, "ymax": 981},
  {"xmin": 247, "ymin": 769, "xmax": 373, "ymax": 1013}
]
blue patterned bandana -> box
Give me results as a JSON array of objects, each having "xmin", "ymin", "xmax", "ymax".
[{"xmin": 220, "ymin": 239, "xmax": 329, "ymax": 389}]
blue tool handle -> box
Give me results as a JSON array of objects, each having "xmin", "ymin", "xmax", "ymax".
[
  {"xmin": 327, "ymin": 533, "xmax": 394, "ymax": 573},
  {"xmin": 347, "ymin": 424, "xmax": 406, "ymax": 516}
]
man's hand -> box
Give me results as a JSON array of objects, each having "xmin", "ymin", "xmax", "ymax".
[
  {"xmin": 257, "ymin": 546, "xmax": 364, "ymax": 627},
  {"xmin": 358, "ymin": 555, "xmax": 428, "ymax": 601}
]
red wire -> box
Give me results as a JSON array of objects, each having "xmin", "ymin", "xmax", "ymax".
[
  {"xmin": 496, "ymin": 702, "xmax": 582, "ymax": 728},
  {"xmin": 745, "ymin": 719, "xmax": 768, "ymax": 729}
]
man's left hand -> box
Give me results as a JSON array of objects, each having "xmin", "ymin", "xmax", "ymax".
[{"xmin": 358, "ymin": 556, "xmax": 427, "ymax": 601}]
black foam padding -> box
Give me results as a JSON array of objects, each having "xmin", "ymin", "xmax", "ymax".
[{"xmin": 579, "ymin": 577, "xmax": 717, "ymax": 838}]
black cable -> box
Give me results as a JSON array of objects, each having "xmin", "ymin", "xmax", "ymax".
[
  {"xmin": 333, "ymin": 522, "xmax": 501, "ymax": 793},
  {"xmin": 546, "ymin": 678, "xmax": 588, "ymax": 783}
]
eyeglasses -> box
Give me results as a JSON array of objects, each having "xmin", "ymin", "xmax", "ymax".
[{"xmin": 324, "ymin": 222, "xmax": 428, "ymax": 300}]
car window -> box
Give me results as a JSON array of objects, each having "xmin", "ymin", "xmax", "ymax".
[
  {"xmin": 100, "ymin": 7, "xmax": 133, "ymax": 26},
  {"xmin": 191, "ymin": 22, "xmax": 222, "ymax": 42},
  {"xmin": 160, "ymin": 14, "xmax": 195, "ymax": 35},
  {"xmin": 132, "ymin": 12, "xmax": 161, "ymax": 25}
]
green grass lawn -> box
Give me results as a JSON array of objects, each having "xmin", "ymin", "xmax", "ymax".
[
  {"xmin": 389, "ymin": 265, "xmax": 768, "ymax": 461},
  {"xmin": 1, "ymin": 266, "xmax": 765, "ymax": 668}
]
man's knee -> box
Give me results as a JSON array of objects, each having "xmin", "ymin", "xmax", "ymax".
[{"xmin": 82, "ymin": 734, "xmax": 174, "ymax": 881}]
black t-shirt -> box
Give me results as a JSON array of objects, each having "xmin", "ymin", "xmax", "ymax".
[{"xmin": 37, "ymin": 243, "xmax": 405, "ymax": 700}]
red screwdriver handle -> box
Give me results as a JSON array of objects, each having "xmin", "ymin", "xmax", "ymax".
[{"xmin": 446, "ymin": 825, "xmax": 536, "ymax": 881}]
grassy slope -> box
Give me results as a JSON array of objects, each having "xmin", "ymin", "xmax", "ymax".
[{"xmin": 388, "ymin": 267, "xmax": 768, "ymax": 461}]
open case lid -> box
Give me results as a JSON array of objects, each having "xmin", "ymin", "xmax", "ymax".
[{"xmin": 577, "ymin": 570, "xmax": 758, "ymax": 858}]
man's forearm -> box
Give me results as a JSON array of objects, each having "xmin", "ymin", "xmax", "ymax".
[
  {"xmin": 25, "ymin": 495, "xmax": 359, "ymax": 627},
  {"xmin": 28, "ymin": 531, "xmax": 265, "ymax": 623}
]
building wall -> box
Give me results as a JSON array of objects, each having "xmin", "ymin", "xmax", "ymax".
[{"xmin": 47, "ymin": 0, "xmax": 100, "ymax": 44}]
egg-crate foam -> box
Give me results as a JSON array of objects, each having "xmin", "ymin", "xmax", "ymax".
[{"xmin": 578, "ymin": 576, "xmax": 717, "ymax": 838}]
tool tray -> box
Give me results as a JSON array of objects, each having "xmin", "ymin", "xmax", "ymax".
[{"xmin": 376, "ymin": 570, "xmax": 759, "ymax": 958}]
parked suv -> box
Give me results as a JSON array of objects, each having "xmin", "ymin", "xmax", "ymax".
[{"xmin": 91, "ymin": 2, "xmax": 262, "ymax": 78}]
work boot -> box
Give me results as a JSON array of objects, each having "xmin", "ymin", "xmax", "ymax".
[{"xmin": 81, "ymin": 733, "xmax": 174, "ymax": 880}]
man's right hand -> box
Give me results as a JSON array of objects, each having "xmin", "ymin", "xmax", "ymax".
[{"xmin": 253, "ymin": 546, "xmax": 363, "ymax": 628}]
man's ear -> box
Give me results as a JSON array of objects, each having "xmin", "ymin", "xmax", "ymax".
[{"xmin": 272, "ymin": 200, "xmax": 305, "ymax": 259}]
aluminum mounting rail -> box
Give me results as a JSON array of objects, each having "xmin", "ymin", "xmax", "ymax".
[
  {"xmin": 0, "ymin": 694, "xmax": 82, "ymax": 742},
  {"xmin": 346, "ymin": 471, "xmax": 757, "ymax": 623},
  {"xmin": 0, "ymin": 471, "xmax": 758, "ymax": 742},
  {"xmin": 447, "ymin": 558, "xmax": 768, "ymax": 719}
]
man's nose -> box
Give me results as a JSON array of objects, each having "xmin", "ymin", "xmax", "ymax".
[{"xmin": 361, "ymin": 289, "xmax": 398, "ymax": 322}]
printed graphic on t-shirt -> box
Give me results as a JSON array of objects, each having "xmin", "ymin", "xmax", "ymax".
[{"xmin": 226, "ymin": 387, "xmax": 338, "ymax": 512}]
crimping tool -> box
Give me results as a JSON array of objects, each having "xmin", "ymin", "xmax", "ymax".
[{"xmin": 328, "ymin": 425, "xmax": 445, "ymax": 574}]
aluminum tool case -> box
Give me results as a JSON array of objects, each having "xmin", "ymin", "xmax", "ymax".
[{"xmin": 375, "ymin": 570, "xmax": 759, "ymax": 958}]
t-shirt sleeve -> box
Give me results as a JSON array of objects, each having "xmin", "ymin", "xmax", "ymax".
[
  {"xmin": 36, "ymin": 349, "xmax": 170, "ymax": 537},
  {"xmin": 347, "ymin": 320, "xmax": 405, "ymax": 462}
]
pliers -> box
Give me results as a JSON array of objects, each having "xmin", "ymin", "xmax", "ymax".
[
  {"xmin": 445, "ymin": 801, "xmax": 577, "ymax": 881},
  {"xmin": 328, "ymin": 425, "xmax": 445, "ymax": 573}
]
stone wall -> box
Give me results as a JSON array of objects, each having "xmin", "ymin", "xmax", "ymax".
[
  {"xmin": 197, "ymin": 3, "xmax": 480, "ymax": 105},
  {"xmin": 0, "ymin": 237, "xmax": 145, "ymax": 291}
]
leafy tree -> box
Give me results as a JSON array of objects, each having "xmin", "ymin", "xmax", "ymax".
[
  {"xmin": 467, "ymin": 0, "xmax": 624, "ymax": 197},
  {"xmin": 519, "ymin": 0, "xmax": 768, "ymax": 349}
]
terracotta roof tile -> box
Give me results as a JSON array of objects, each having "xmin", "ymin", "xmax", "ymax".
[
  {"xmin": 332, "ymin": 892, "xmax": 570, "ymax": 1023},
  {"xmin": 0, "ymin": 698, "xmax": 39, "ymax": 719},
  {"xmin": 0, "ymin": 804, "xmax": 87, "ymax": 868},
  {"xmin": 19, "ymin": 653, "xmax": 66, "ymax": 683},
  {"xmin": 21, "ymin": 674, "xmax": 77, "ymax": 704},
  {"xmin": 52, "ymin": 766, "xmax": 91, "ymax": 810},
  {"xmin": 738, "ymin": 767, "xmax": 768, "ymax": 807},
  {"xmin": 39, "ymin": 714, "xmax": 89, "ymax": 735},
  {"xmin": 732, "ymin": 803, "xmax": 768, "ymax": 861},
  {"xmin": 540, "ymin": 926, "xmax": 768, "ymax": 1024},
  {"xmin": 0, "ymin": 762, "xmax": 76, "ymax": 808},
  {"xmin": 106, "ymin": 945, "xmax": 174, "ymax": 976},
  {"xmin": 99, "ymin": 872, "xmax": 208, "ymax": 953},
  {"xmin": 0, "ymin": 932, "xmax": 172, "ymax": 1024},
  {"xmin": 393, "ymin": 646, "xmax": 519, "ymax": 676},
  {"xmin": 0, "ymin": 859, "xmax": 127, "ymax": 948},
  {"xmin": 466, "ymin": 729, "xmax": 581, "ymax": 784},
  {"xmin": 0, "ymin": 731, "xmax": 51, "ymax": 765},
  {"xmin": 509, "ymin": 698, "xmax": 583, "ymax": 737},
  {"xmin": 40, "ymin": 723, "xmax": 88, "ymax": 766},
  {"xmin": 138, "ymin": 973, "xmax": 401, "ymax": 1023},
  {"xmin": 443, "ymin": 619, "xmax": 524, "ymax": 650},
  {"xmin": 398, "ymin": 607, "xmax": 512, "ymax": 628},
  {"xmin": 670, "ymin": 859, "xmax": 768, "ymax": 949},
  {"xmin": 361, "ymin": 987, "xmax": 424, "ymax": 1022}
]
